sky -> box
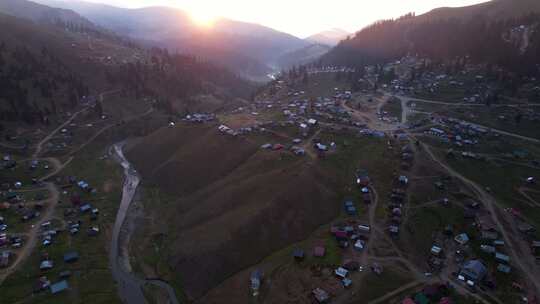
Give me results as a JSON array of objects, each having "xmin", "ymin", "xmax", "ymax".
[{"xmin": 71, "ymin": 0, "xmax": 488, "ymax": 37}]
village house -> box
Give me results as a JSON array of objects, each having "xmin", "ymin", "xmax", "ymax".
[
  {"xmin": 63, "ymin": 251, "xmax": 79, "ymax": 263},
  {"xmin": 0, "ymin": 251, "xmax": 10, "ymax": 268},
  {"xmin": 476, "ymin": 214, "xmax": 498, "ymax": 232},
  {"xmin": 40, "ymin": 260, "xmax": 54, "ymax": 271},
  {"xmin": 313, "ymin": 245, "xmax": 326, "ymax": 257},
  {"xmin": 250, "ymin": 269, "xmax": 262, "ymax": 296},
  {"xmin": 334, "ymin": 267, "xmax": 349, "ymax": 279},
  {"xmin": 497, "ymin": 263, "xmax": 511, "ymax": 274},
  {"xmin": 312, "ymin": 288, "xmax": 330, "ymax": 303},
  {"xmin": 454, "ymin": 233, "xmax": 470, "ymax": 245},
  {"xmin": 292, "ymin": 249, "xmax": 304, "ymax": 261},
  {"xmin": 50, "ymin": 280, "xmax": 69, "ymax": 294},
  {"xmin": 34, "ymin": 276, "xmax": 51, "ymax": 292},
  {"xmin": 495, "ymin": 252, "xmax": 510, "ymax": 264},
  {"xmin": 460, "ymin": 259, "xmax": 487, "ymax": 282},
  {"xmin": 431, "ymin": 245, "xmax": 443, "ymax": 256},
  {"xmin": 344, "ymin": 201, "xmax": 356, "ymax": 215}
]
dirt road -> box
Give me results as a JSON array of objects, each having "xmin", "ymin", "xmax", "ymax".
[
  {"xmin": 392, "ymin": 92, "xmax": 540, "ymax": 143},
  {"xmin": 393, "ymin": 94, "xmax": 540, "ymax": 108},
  {"xmin": 33, "ymin": 108, "xmax": 87, "ymax": 158},
  {"xmin": 342, "ymin": 98, "xmax": 400, "ymax": 132},
  {"xmin": 69, "ymin": 107, "xmax": 154, "ymax": 157},
  {"xmin": 0, "ymin": 182, "xmax": 60, "ymax": 284}
]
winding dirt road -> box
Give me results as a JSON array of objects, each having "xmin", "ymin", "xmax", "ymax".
[
  {"xmin": 33, "ymin": 108, "xmax": 88, "ymax": 159},
  {"xmin": 0, "ymin": 181, "xmax": 60, "ymax": 285}
]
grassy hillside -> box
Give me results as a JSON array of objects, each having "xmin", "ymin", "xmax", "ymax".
[{"xmin": 126, "ymin": 124, "xmax": 343, "ymax": 298}]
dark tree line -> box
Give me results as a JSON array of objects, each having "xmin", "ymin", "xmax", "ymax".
[
  {"xmin": 0, "ymin": 42, "xmax": 88, "ymax": 124},
  {"xmin": 105, "ymin": 47, "xmax": 252, "ymax": 114},
  {"xmin": 322, "ymin": 13, "xmax": 540, "ymax": 77}
]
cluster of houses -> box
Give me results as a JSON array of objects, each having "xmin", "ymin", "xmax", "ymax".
[
  {"xmin": 217, "ymin": 124, "xmax": 253, "ymax": 137},
  {"xmin": 327, "ymin": 220, "xmax": 371, "ymax": 253},
  {"xmin": 260, "ymin": 140, "xmax": 306, "ymax": 156},
  {"xmin": 1, "ymin": 156, "xmax": 50, "ymax": 175},
  {"xmin": 424, "ymin": 117, "xmax": 489, "ymax": 147},
  {"xmin": 384, "ymin": 144, "xmax": 413, "ymax": 239},
  {"xmin": 430, "ymin": 199, "xmax": 529, "ymax": 292},
  {"xmin": 34, "ymin": 250, "xmax": 79, "ymax": 295},
  {"xmin": 291, "ymin": 225, "xmax": 370, "ymax": 303},
  {"xmin": 0, "ymin": 156, "xmax": 56, "ymax": 269},
  {"xmin": 183, "ymin": 113, "xmax": 216, "ymax": 123},
  {"xmin": 359, "ymin": 129, "xmax": 386, "ymax": 138},
  {"xmin": 251, "ymin": 81, "xmax": 362, "ymax": 138},
  {"xmin": 306, "ymin": 67, "xmax": 356, "ymax": 75},
  {"xmin": 379, "ymin": 55, "xmax": 502, "ymax": 104},
  {"xmin": 286, "ymin": 173, "xmax": 377, "ymax": 302}
]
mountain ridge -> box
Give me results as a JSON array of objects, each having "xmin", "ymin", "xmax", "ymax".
[
  {"xmin": 31, "ymin": 0, "xmax": 311, "ymax": 79},
  {"xmin": 306, "ymin": 28, "xmax": 350, "ymax": 46},
  {"xmin": 322, "ymin": 0, "xmax": 540, "ymax": 76}
]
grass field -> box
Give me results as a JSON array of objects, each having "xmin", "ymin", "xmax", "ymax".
[
  {"xmin": 125, "ymin": 123, "xmax": 400, "ymax": 300},
  {"xmin": 350, "ymin": 268, "xmax": 413, "ymax": 302}
]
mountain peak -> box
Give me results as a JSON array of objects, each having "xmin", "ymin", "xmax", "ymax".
[{"xmin": 305, "ymin": 28, "xmax": 350, "ymax": 46}]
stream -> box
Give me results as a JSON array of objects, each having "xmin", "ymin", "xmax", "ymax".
[{"xmin": 110, "ymin": 143, "xmax": 179, "ymax": 304}]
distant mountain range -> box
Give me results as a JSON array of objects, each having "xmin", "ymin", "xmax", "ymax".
[
  {"xmin": 306, "ymin": 28, "xmax": 350, "ymax": 46},
  {"xmin": 31, "ymin": 0, "xmax": 330, "ymax": 80}
]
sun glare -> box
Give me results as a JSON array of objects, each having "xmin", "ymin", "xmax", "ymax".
[{"xmin": 190, "ymin": 10, "xmax": 217, "ymax": 27}]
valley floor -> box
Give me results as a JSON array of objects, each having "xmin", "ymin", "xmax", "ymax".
[{"xmin": 1, "ymin": 71, "xmax": 540, "ymax": 304}]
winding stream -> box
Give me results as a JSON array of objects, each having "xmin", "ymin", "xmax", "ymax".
[{"xmin": 110, "ymin": 143, "xmax": 179, "ymax": 304}]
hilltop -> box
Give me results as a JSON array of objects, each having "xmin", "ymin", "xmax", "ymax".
[
  {"xmin": 306, "ymin": 28, "xmax": 350, "ymax": 46},
  {"xmin": 322, "ymin": 0, "xmax": 540, "ymax": 76},
  {"xmin": 417, "ymin": 0, "xmax": 540, "ymax": 21}
]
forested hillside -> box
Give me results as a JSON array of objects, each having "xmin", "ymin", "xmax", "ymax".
[
  {"xmin": 33, "ymin": 0, "xmax": 311, "ymax": 79},
  {"xmin": 323, "ymin": 5, "xmax": 540, "ymax": 76},
  {"xmin": 0, "ymin": 1, "xmax": 253, "ymax": 128}
]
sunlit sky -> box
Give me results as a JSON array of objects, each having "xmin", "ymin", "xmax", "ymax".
[{"xmin": 73, "ymin": 0, "xmax": 489, "ymax": 37}]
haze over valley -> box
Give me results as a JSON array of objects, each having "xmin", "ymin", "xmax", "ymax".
[{"xmin": 1, "ymin": 1, "xmax": 540, "ymax": 304}]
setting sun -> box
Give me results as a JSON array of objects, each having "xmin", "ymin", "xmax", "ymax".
[{"xmin": 189, "ymin": 9, "xmax": 217, "ymax": 27}]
